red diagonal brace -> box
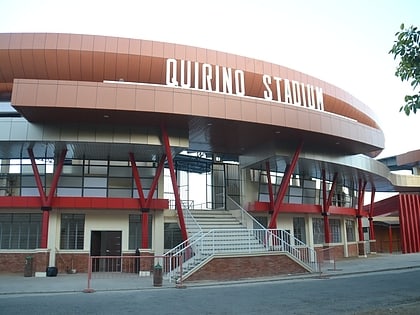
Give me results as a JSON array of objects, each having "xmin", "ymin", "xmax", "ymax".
[
  {"xmin": 28, "ymin": 148, "xmax": 67, "ymax": 249},
  {"xmin": 28, "ymin": 148, "xmax": 47, "ymax": 205},
  {"xmin": 268, "ymin": 141, "xmax": 303, "ymax": 229},
  {"xmin": 357, "ymin": 179, "xmax": 367, "ymax": 242},
  {"xmin": 265, "ymin": 161, "xmax": 275, "ymax": 214},
  {"xmin": 161, "ymin": 125, "xmax": 188, "ymax": 241},
  {"xmin": 46, "ymin": 149, "xmax": 67, "ymax": 205},
  {"xmin": 368, "ymin": 186, "xmax": 376, "ymax": 240},
  {"xmin": 129, "ymin": 152, "xmax": 146, "ymax": 209},
  {"xmin": 129, "ymin": 153, "xmax": 167, "ymax": 249},
  {"xmin": 144, "ymin": 154, "xmax": 166, "ymax": 208},
  {"xmin": 322, "ymin": 170, "xmax": 338, "ymax": 244}
]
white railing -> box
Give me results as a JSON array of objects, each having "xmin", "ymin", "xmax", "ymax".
[
  {"xmin": 182, "ymin": 206, "xmax": 202, "ymax": 235},
  {"xmin": 164, "ymin": 228, "xmax": 318, "ymax": 282},
  {"xmin": 226, "ymin": 195, "xmax": 266, "ymax": 230}
]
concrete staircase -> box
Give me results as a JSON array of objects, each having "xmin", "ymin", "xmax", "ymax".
[
  {"xmin": 185, "ymin": 210, "xmax": 244, "ymax": 235},
  {"xmin": 165, "ymin": 208, "xmax": 319, "ymax": 282}
]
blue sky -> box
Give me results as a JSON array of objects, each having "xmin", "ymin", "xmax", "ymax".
[{"xmin": 1, "ymin": 0, "xmax": 419, "ymax": 158}]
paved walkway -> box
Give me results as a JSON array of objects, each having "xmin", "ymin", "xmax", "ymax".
[{"xmin": 1, "ymin": 253, "xmax": 420, "ymax": 295}]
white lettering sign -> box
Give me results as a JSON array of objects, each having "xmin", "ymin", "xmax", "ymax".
[{"xmin": 165, "ymin": 58, "xmax": 324, "ymax": 111}]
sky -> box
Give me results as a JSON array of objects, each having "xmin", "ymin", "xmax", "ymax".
[{"xmin": 0, "ymin": 0, "xmax": 419, "ymax": 158}]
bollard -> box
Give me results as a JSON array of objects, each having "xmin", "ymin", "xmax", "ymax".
[
  {"xmin": 24, "ymin": 256, "xmax": 33, "ymax": 277},
  {"xmin": 153, "ymin": 263, "xmax": 163, "ymax": 287}
]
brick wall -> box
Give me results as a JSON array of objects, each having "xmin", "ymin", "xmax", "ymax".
[
  {"xmin": 347, "ymin": 243, "xmax": 358, "ymax": 257},
  {"xmin": 185, "ymin": 253, "xmax": 308, "ymax": 282},
  {"xmin": 55, "ymin": 253, "xmax": 89, "ymax": 273},
  {"xmin": 0, "ymin": 251, "xmax": 50, "ymax": 274}
]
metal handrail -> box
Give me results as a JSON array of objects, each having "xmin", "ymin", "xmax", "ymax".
[
  {"xmin": 182, "ymin": 206, "xmax": 202, "ymax": 234},
  {"xmin": 226, "ymin": 195, "xmax": 266, "ymax": 230},
  {"xmin": 165, "ymin": 228, "xmax": 318, "ymax": 282}
]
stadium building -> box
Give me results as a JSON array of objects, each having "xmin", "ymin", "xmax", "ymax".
[{"xmin": 0, "ymin": 33, "xmax": 419, "ymax": 281}]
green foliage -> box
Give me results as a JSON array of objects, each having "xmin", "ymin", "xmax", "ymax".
[{"xmin": 389, "ymin": 23, "xmax": 420, "ymax": 115}]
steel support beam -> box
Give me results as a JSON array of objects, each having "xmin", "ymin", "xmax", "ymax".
[
  {"xmin": 28, "ymin": 148, "xmax": 48, "ymax": 206},
  {"xmin": 357, "ymin": 179, "xmax": 367, "ymax": 242},
  {"xmin": 322, "ymin": 170, "xmax": 338, "ymax": 244},
  {"xmin": 388, "ymin": 225, "xmax": 393, "ymax": 254},
  {"xmin": 368, "ymin": 187, "xmax": 376, "ymax": 241},
  {"xmin": 28, "ymin": 148, "xmax": 67, "ymax": 249},
  {"xmin": 265, "ymin": 161, "xmax": 275, "ymax": 215},
  {"xmin": 161, "ymin": 125, "xmax": 188, "ymax": 241},
  {"xmin": 129, "ymin": 153, "xmax": 167, "ymax": 249},
  {"xmin": 129, "ymin": 152, "xmax": 146, "ymax": 208},
  {"xmin": 268, "ymin": 141, "xmax": 303, "ymax": 229}
]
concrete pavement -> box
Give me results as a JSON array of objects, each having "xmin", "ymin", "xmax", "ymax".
[{"xmin": 1, "ymin": 253, "xmax": 420, "ymax": 295}]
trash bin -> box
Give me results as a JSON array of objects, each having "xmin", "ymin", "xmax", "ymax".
[
  {"xmin": 46, "ymin": 266, "xmax": 58, "ymax": 277},
  {"xmin": 135, "ymin": 248, "xmax": 140, "ymax": 273},
  {"xmin": 24, "ymin": 256, "xmax": 33, "ymax": 277},
  {"xmin": 153, "ymin": 263, "xmax": 163, "ymax": 287}
]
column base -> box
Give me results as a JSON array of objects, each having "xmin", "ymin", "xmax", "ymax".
[
  {"xmin": 369, "ymin": 240, "xmax": 377, "ymax": 254},
  {"xmin": 358, "ymin": 241, "xmax": 367, "ymax": 257}
]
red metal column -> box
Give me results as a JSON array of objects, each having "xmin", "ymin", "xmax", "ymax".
[
  {"xmin": 388, "ymin": 225, "xmax": 393, "ymax": 254},
  {"xmin": 368, "ymin": 187, "xmax": 376, "ymax": 240},
  {"xmin": 161, "ymin": 125, "xmax": 188, "ymax": 241},
  {"xmin": 356, "ymin": 179, "xmax": 367, "ymax": 242},
  {"xmin": 129, "ymin": 152, "xmax": 148, "ymax": 249},
  {"xmin": 409, "ymin": 194, "xmax": 419, "ymax": 252},
  {"xmin": 144, "ymin": 155, "xmax": 166, "ymax": 207},
  {"xmin": 129, "ymin": 153, "xmax": 146, "ymax": 207},
  {"xmin": 28, "ymin": 148, "xmax": 67, "ymax": 249},
  {"xmin": 268, "ymin": 141, "xmax": 303, "ymax": 229},
  {"xmin": 129, "ymin": 153, "xmax": 167, "ymax": 249},
  {"xmin": 399, "ymin": 195, "xmax": 407, "ymax": 253},
  {"xmin": 46, "ymin": 149, "xmax": 67, "ymax": 204},
  {"xmin": 265, "ymin": 161, "xmax": 275, "ymax": 215},
  {"xmin": 322, "ymin": 170, "xmax": 338, "ymax": 244},
  {"xmin": 415, "ymin": 195, "xmax": 420, "ymax": 252},
  {"xmin": 402, "ymin": 194, "xmax": 413, "ymax": 253},
  {"xmin": 28, "ymin": 149, "xmax": 48, "ymax": 205}
]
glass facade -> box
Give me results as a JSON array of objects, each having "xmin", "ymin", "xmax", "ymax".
[
  {"xmin": 60, "ymin": 214, "xmax": 85, "ymax": 250},
  {"xmin": 0, "ymin": 213, "xmax": 41, "ymax": 249}
]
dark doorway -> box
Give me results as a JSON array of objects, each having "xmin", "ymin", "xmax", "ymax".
[{"xmin": 90, "ymin": 231, "xmax": 122, "ymax": 272}]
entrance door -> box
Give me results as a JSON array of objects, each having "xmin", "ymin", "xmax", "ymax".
[{"xmin": 90, "ymin": 231, "xmax": 122, "ymax": 272}]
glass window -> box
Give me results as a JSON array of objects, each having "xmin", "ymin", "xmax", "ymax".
[
  {"xmin": 329, "ymin": 219, "xmax": 342, "ymax": 243},
  {"xmin": 312, "ymin": 218, "xmax": 324, "ymax": 244},
  {"xmin": 164, "ymin": 223, "xmax": 183, "ymax": 250},
  {"xmin": 0, "ymin": 213, "xmax": 42, "ymax": 249},
  {"xmin": 60, "ymin": 214, "xmax": 85, "ymax": 250},
  {"xmin": 345, "ymin": 219, "xmax": 356, "ymax": 242},
  {"xmin": 293, "ymin": 217, "xmax": 306, "ymax": 243},
  {"xmin": 129, "ymin": 214, "xmax": 153, "ymax": 249}
]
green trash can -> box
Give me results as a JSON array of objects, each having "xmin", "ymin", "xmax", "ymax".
[
  {"xmin": 153, "ymin": 263, "xmax": 163, "ymax": 287},
  {"xmin": 24, "ymin": 256, "xmax": 33, "ymax": 277}
]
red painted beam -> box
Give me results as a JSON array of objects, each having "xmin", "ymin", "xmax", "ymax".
[
  {"xmin": 399, "ymin": 195, "xmax": 407, "ymax": 254},
  {"xmin": 46, "ymin": 149, "xmax": 67, "ymax": 205},
  {"xmin": 388, "ymin": 225, "xmax": 393, "ymax": 254},
  {"xmin": 368, "ymin": 187, "xmax": 376, "ymax": 240},
  {"xmin": 322, "ymin": 171, "xmax": 338, "ymax": 244},
  {"xmin": 268, "ymin": 141, "xmax": 303, "ymax": 229},
  {"xmin": 161, "ymin": 125, "xmax": 188, "ymax": 241},
  {"xmin": 265, "ymin": 161, "xmax": 275, "ymax": 214},
  {"xmin": 415, "ymin": 195, "xmax": 420, "ymax": 252},
  {"xmin": 28, "ymin": 148, "xmax": 47, "ymax": 206},
  {"xmin": 247, "ymin": 201, "xmax": 322, "ymax": 214},
  {"xmin": 357, "ymin": 179, "xmax": 367, "ymax": 242},
  {"xmin": 129, "ymin": 152, "xmax": 146, "ymax": 208},
  {"xmin": 0, "ymin": 196, "xmax": 168, "ymax": 210},
  {"xmin": 145, "ymin": 154, "xmax": 166, "ymax": 208}
]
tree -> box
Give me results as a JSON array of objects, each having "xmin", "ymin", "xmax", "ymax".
[{"xmin": 389, "ymin": 23, "xmax": 420, "ymax": 115}]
